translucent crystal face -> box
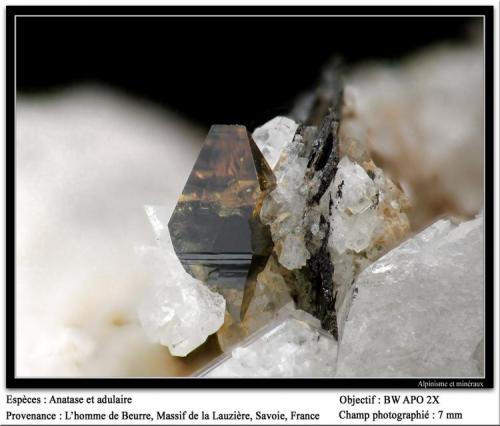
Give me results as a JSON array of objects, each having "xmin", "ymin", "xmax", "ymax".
[
  {"xmin": 168, "ymin": 125, "xmax": 275, "ymax": 321},
  {"xmin": 252, "ymin": 116, "xmax": 299, "ymax": 169},
  {"xmin": 337, "ymin": 215, "xmax": 484, "ymax": 377}
]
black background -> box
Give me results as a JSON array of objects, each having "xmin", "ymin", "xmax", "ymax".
[{"xmin": 16, "ymin": 15, "xmax": 477, "ymax": 128}]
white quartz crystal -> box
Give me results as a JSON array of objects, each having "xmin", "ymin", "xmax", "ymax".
[
  {"xmin": 201, "ymin": 311, "xmax": 337, "ymax": 377},
  {"xmin": 252, "ymin": 116, "xmax": 299, "ymax": 170},
  {"xmin": 337, "ymin": 214, "xmax": 484, "ymax": 377},
  {"xmin": 136, "ymin": 206, "xmax": 226, "ymax": 357}
]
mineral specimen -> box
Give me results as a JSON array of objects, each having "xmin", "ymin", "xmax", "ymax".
[
  {"xmin": 259, "ymin": 129, "xmax": 312, "ymax": 270},
  {"xmin": 252, "ymin": 116, "xmax": 299, "ymax": 169},
  {"xmin": 326, "ymin": 155, "xmax": 410, "ymax": 336},
  {"xmin": 199, "ymin": 310, "xmax": 337, "ymax": 377},
  {"xmin": 336, "ymin": 214, "xmax": 484, "ymax": 377},
  {"xmin": 136, "ymin": 206, "xmax": 226, "ymax": 357},
  {"xmin": 168, "ymin": 125, "xmax": 275, "ymax": 321},
  {"xmin": 133, "ymin": 48, "xmax": 483, "ymax": 376},
  {"xmin": 255, "ymin": 74, "xmax": 349, "ymax": 339}
]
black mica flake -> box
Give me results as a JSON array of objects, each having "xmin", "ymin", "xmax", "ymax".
[
  {"xmin": 307, "ymin": 110, "xmax": 341, "ymax": 204},
  {"xmin": 305, "ymin": 67, "xmax": 343, "ymax": 205},
  {"xmin": 302, "ymin": 67, "xmax": 343, "ymax": 338}
]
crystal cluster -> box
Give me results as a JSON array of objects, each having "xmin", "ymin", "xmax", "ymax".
[
  {"xmin": 257, "ymin": 111, "xmax": 410, "ymax": 338},
  {"xmin": 139, "ymin": 110, "xmax": 411, "ymax": 358},
  {"xmin": 137, "ymin": 206, "xmax": 226, "ymax": 357},
  {"xmin": 200, "ymin": 214, "xmax": 484, "ymax": 376},
  {"xmin": 136, "ymin": 70, "xmax": 482, "ymax": 378},
  {"xmin": 337, "ymin": 214, "xmax": 484, "ymax": 377},
  {"xmin": 199, "ymin": 311, "xmax": 337, "ymax": 378}
]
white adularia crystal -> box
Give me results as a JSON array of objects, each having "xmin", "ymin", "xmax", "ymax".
[
  {"xmin": 137, "ymin": 206, "xmax": 226, "ymax": 357},
  {"xmin": 336, "ymin": 214, "xmax": 484, "ymax": 377},
  {"xmin": 199, "ymin": 311, "xmax": 337, "ymax": 377},
  {"xmin": 252, "ymin": 116, "xmax": 299, "ymax": 170},
  {"xmin": 329, "ymin": 156, "xmax": 381, "ymax": 254}
]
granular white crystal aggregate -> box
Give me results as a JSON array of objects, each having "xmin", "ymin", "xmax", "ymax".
[
  {"xmin": 136, "ymin": 206, "xmax": 226, "ymax": 357},
  {"xmin": 202, "ymin": 312, "xmax": 337, "ymax": 377},
  {"xmin": 337, "ymin": 214, "xmax": 483, "ymax": 377},
  {"xmin": 252, "ymin": 116, "xmax": 299, "ymax": 170}
]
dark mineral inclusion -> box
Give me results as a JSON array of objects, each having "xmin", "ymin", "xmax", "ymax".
[{"xmin": 168, "ymin": 125, "xmax": 275, "ymax": 321}]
